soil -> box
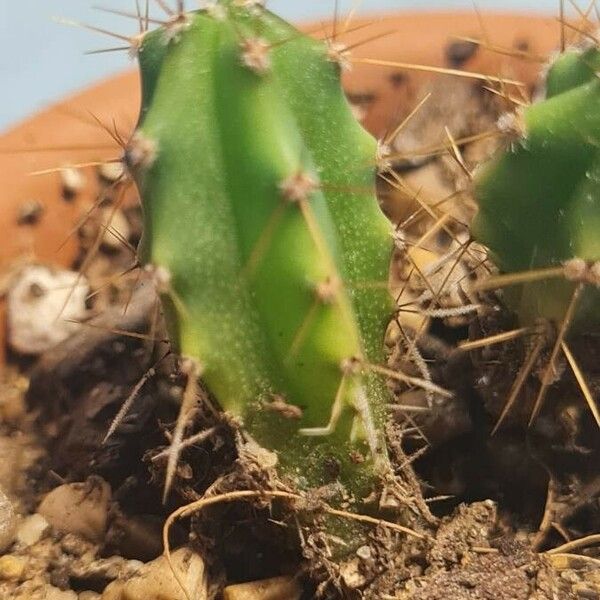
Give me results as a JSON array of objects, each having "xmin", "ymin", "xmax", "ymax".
[{"xmin": 0, "ymin": 9, "xmax": 599, "ymax": 600}]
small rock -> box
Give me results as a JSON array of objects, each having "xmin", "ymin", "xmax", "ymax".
[
  {"xmin": 0, "ymin": 486, "xmax": 16, "ymax": 552},
  {"xmin": 15, "ymin": 513, "xmax": 49, "ymax": 547},
  {"xmin": 80, "ymin": 593, "xmax": 102, "ymax": 600},
  {"xmin": 61, "ymin": 532, "xmax": 95, "ymax": 556},
  {"xmin": 38, "ymin": 477, "xmax": 111, "ymax": 543},
  {"xmin": 223, "ymin": 576, "xmax": 302, "ymax": 600},
  {"xmin": 339, "ymin": 557, "xmax": 367, "ymax": 589},
  {"xmin": 0, "ymin": 554, "xmax": 27, "ymax": 580},
  {"xmin": 101, "ymin": 547, "xmax": 207, "ymax": 600},
  {"xmin": 7, "ymin": 265, "xmax": 89, "ymax": 354}
]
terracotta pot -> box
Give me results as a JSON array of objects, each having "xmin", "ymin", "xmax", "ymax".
[{"xmin": 0, "ymin": 11, "xmax": 559, "ymax": 362}]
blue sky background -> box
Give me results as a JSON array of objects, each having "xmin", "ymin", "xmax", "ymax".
[{"xmin": 1, "ymin": 1, "xmax": 561, "ymax": 131}]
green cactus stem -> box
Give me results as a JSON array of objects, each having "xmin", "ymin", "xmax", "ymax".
[
  {"xmin": 127, "ymin": 2, "xmax": 396, "ymax": 529},
  {"xmin": 472, "ymin": 43, "xmax": 600, "ymax": 329}
]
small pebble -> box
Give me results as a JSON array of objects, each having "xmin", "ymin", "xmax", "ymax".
[
  {"xmin": 0, "ymin": 486, "xmax": 16, "ymax": 552},
  {"xmin": 101, "ymin": 547, "xmax": 206, "ymax": 600},
  {"xmin": 61, "ymin": 532, "xmax": 95, "ymax": 556},
  {"xmin": 339, "ymin": 558, "xmax": 367, "ymax": 590},
  {"xmin": 7, "ymin": 265, "xmax": 89, "ymax": 355},
  {"xmin": 0, "ymin": 554, "xmax": 27, "ymax": 580},
  {"xmin": 223, "ymin": 576, "xmax": 302, "ymax": 600},
  {"xmin": 15, "ymin": 513, "xmax": 49, "ymax": 547},
  {"xmin": 38, "ymin": 478, "xmax": 111, "ymax": 543}
]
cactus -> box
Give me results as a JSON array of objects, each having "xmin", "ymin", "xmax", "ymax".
[
  {"xmin": 127, "ymin": 2, "xmax": 396, "ymax": 526},
  {"xmin": 472, "ymin": 42, "xmax": 600, "ymax": 329}
]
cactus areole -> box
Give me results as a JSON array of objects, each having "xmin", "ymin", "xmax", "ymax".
[
  {"xmin": 473, "ymin": 44, "xmax": 600, "ymax": 328},
  {"xmin": 128, "ymin": 3, "xmax": 395, "ymax": 514}
]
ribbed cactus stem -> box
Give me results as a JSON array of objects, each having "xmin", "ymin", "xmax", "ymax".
[
  {"xmin": 473, "ymin": 42, "xmax": 600, "ymax": 328},
  {"xmin": 127, "ymin": 1, "xmax": 395, "ymax": 534}
]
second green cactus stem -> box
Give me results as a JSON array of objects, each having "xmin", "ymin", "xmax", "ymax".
[
  {"xmin": 472, "ymin": 43, "xmax": 600, "ymax": 328},
  {"xmin": 128, "ymin": 3, "xmax": 395, "ymax": 518}
]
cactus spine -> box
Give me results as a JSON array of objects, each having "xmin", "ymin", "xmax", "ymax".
[
  {"xmin": 128, "ymin": 2, "xmax": 394, "ymax": 514},
  {"xmin": 472, "ymin": 43, "xmax": 600, "ymax": 328}
]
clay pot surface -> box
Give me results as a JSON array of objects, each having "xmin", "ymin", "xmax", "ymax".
[
  {"xmin": 0, "ymin": 11, "xmax": 559, "ymax": 268},
  {"xmin": 0, "ymin": 71, "xmax": 139, "ymax": 273},
  {"xmin": 0, "ymin": 11, "xmax": 559, "ymax": 363}
]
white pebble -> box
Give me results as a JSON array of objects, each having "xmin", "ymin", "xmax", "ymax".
[
  {"xmin": 7, "ymin": 266, "xmax": 89, "ymax": 354},
  {"xmin": 15, "ymin": 513, "xmax": 49, "ymax": 547}
]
